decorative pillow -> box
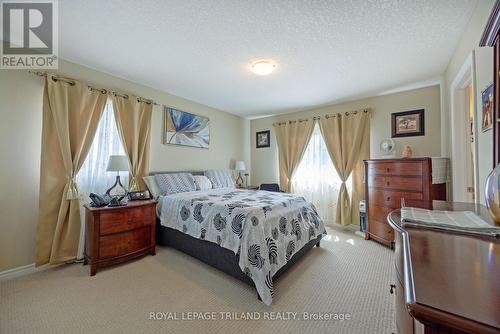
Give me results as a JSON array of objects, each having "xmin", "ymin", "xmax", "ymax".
[
  {"xmin": 142, "ymin": 176, "xmax": 162, "ymax": 199},
  {"xmin": 204, "ymin": 170, "xmax": 235, "ymax": 189},
  {"xmin": 193, "ymin": 175, "xmax": 212, "ymax": 191},
  {"xmin": 154, "ymin": 173, "xmax": 196, "ymax": 196}
]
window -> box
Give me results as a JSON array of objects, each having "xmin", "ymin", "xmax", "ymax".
[
  {"xmin": 291, "ymin": 124, "xmax": 351, "ymax": 225},
  {"xmin": 77, "ymin": 99, "xmax": 127, "ymax": 195}
]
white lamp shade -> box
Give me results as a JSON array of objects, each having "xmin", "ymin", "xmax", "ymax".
[
  {"xmin": 106, "ymin": 155, "xmax": 129, "ymax": 172},
  {"xmin": 235, "ymin": 161, "xmax": 246, "ymax": 171}
]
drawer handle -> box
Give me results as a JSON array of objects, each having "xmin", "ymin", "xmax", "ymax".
[
  {"xmin": 127, "ymin": 219, "xmax": 132, "ymax": 224},
  {"xmin": 386, "ymin": 196, "xmax": 391, "ymax": 202},
  {"xmin": 386, "ymin": 167, "xmax": 390, "ymax": 173},
  {"xmin": 390, "ymin": 284, "xmax": 396, "ymax": 294},
  {"xmin": 386, "ymin": 181, "xmax": 390, "ymax": 186},
  {"xmin": 127, "ymin": 240, "xmax": 131, "ymax": 245}
]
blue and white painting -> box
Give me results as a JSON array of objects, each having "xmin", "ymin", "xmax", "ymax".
[{"xmin": 164, "ymin": 107, "xmax": 210, "ymax": 148}]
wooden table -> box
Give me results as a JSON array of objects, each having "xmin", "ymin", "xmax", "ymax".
[{"xmin": 388, "ymin": 200, "xmax": 500, "ymax": 334}]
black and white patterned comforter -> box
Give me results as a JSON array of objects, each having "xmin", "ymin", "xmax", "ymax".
[{"xmin": 157, "ymin": 188, "xmax": 327, "ymax": 305}]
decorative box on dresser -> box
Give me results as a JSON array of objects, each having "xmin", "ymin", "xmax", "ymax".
[
  {"xmin": 84, "ymin": 200, "xmax": 157, "ymax": 276},
  {"xmin": 364, "ymin": 158, "xmax": 447, "ymax": 248}
]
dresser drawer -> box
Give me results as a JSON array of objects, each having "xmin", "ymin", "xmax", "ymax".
[
  {"xmin": 368, "ymin": 220, "xmax": 394, "ymax": 242},
  {"xmin": 369, "ymin": 188, "xmax": 423, "ymax": 208},
  {"xmin": 99, "ymin": 227, "xmax": 151, "ymax": 259},
  {"xmin": 99, "ymin": 207, "xmax": 151, "ymax": 235},
  {"xmin": 368, "ymin": 175, "xmax": 423, "ymax": 192},
  {"xmin": 368, "ymin": 204, "xmax": 393, "ymax": 223},
  {"xmin": 367, "ymin": 162, "xmax": 423, "ymax": 176}
]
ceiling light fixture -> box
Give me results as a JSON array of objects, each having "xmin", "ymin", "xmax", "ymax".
[{"xmin": 251, "ymin": 60, "xmax": 277, "ymax": 76}]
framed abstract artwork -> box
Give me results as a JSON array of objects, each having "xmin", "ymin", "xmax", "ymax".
[
  {"xmin": 163, "ymin": 107, "xmax": 210, "ymax": 148},
  {"xmin": 391, "ymin": 109, "xmax": 425, "ymax": 138},
  {"xmin": 481, "ymin": 83, "xmax": 493, "ymax": 132},
  {"xmin": 256, "ymin": 130, "xmax": 270, "ymax": 148}
]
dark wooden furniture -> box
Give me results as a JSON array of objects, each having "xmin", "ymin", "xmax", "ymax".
[
  {"xmin": 480, "ymin": 0, "xmax": 500, "ymax": 166},
  {"xmin": 84, "ymin": 200, "xmax": 157, "ymax": 276},
  {"xmin": 364, "ymin": 158, "xmax": 447, "ymax": 248},
  {"xmin": 388, "ymin": 201, "xmax": 500, "ymax": 334}
]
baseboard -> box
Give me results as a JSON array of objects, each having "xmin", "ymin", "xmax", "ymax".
[
  {"xmin": 328, "ymin": 223, "xmax": 360, "ymax": 232},
  {"xmin": 0, "ymin": 263, "xmax": 60, "ymax": 281},
  {"xmin": 354, "ymin": 230, "xmax": 366, "ymax": 239}
]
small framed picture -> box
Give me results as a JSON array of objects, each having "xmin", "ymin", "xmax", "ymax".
[
  {"xmin": 481, "ymin": 83, "xmax": 493, "ymax": 132},
  {"xmin": 256, "ymin": 130, "xmax": 270, "ymax": 148},
  {"xmin": 391, "ymin": 109, "xmax": 425, "ymax": 138}
]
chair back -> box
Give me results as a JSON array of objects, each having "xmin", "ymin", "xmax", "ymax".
[{"xmin": 259, "ymin": 183, "xmax": 280, "ymax": 192}]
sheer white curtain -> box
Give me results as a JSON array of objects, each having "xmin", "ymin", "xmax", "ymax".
[
  {"xmin": 291, "ymin": 124, "xmax": 351, "ymax": 226},
  {"xmin": 77, "ymin": 99, "xmax": 127, "ymax": 194},
  {"xmin": 76, "ymin": 99, "xmax": 127, "ymax": 258}
]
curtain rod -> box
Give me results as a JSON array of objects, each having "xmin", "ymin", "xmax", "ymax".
[
  {"xmin": 28, "ymin": 70, "xmax": 161, "ymax": 106},
  {"xmin": 272, "ymin": 109, "xmax": 370, "ymax": 126}
]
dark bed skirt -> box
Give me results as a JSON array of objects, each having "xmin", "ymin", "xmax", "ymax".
[{"xmin": 156, "ymin": 221, "xmax": 323, "ymax": 289}]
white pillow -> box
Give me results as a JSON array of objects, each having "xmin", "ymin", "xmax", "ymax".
[
  {"xmin": 193, "ymin": 175, "xmax": 212, "ymax": 190},
  {"xmin": 143, "ymin": 176, "xmax": 162, "ymax": 199},
  {"xmin": 204, "ymin": 170, "xmax": 235, "ymax": 189},
  {"xmin": 154, "ymin": 173, "xmax": 196, "ymax": 196}
]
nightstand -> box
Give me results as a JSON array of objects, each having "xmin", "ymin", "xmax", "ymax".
[{"xmin": 84, "ymin": 200, "xmax": 157, "ymax": 276}]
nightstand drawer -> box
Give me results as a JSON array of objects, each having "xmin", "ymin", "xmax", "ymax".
[
  {"xmin": 99, "ymin": 227, "xmax": 151, "ymax": 259},
  {"xmin": 99, "ymin": 207, "xmax": 151, "ymax": 235}
]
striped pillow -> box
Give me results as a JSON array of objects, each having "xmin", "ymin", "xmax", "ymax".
[
  {"xmin": 154, "ymin": 173, "xmax": 196, "ymax": 196},
  {"xmin": 204, "ymin": 170, "xmax": 235, "ymax": 189}
]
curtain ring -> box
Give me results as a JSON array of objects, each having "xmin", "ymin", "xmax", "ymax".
[
  {"xmin": 113, "ymin": 92, "xmax": 129, "ymax": 99},
  {"xmin": 51, "ymin": 75, "xmax": 76, "ymax": 86},
  {"xmin": 88, "ymin": 86, "xmax": 107, "ymax": 94},
  {"xmin": 137, "ymin": 97, "xmax": 152, "ymax": 105}
]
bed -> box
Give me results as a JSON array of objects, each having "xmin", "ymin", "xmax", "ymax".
[{"xmin": 152, "ymin": 171, "xmax": 327, "ymax": 305}]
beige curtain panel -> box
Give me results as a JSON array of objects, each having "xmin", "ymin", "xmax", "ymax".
[
  {"xmin": 36, "ymin": 75, "xmax": 107, "ymax": 265},
  {"xmin": 274, "ymin": 119, "xmax": 315, "ymax": 192},
  {"xmin": 112, "ymin": 94, "xmax": 153, "ymax": 191},
  {"xmin": 319, "ymin": 110, "xmax": 370, "ymax": 226}
]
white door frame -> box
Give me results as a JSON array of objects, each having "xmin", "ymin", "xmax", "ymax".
[{"xmin": 450, "ymin": 51, "xmax": 480, "ymax": 202}]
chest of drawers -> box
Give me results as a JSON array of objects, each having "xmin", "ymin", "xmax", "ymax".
[
  {"xmin": 84, "ymin": 200, "xmax": 157, "ymax": 276},
  {"xmin": 364, "ymin": 158, "xmax": 446, "ymax": 248}
]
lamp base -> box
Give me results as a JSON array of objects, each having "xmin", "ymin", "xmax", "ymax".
[
  {"xmin": 106, "ymin": 175, "xmax": 128, "ymax": 197},
  {"xmin": 235, "ymin": 172, "xmax": 244, "ymax": 186}
]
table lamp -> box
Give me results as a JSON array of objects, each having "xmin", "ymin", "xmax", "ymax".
[
  {"xmin": 235, "ymin": 161, "xmax": 246, "ymax": 186},
  {"xmin": 106, "ymin": 155, "xmax": 129, "ymax": 196}
]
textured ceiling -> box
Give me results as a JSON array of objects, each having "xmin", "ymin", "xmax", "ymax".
[{"xmin": 59, "ymin": 0, "xmax": 477, "ymax": 117}]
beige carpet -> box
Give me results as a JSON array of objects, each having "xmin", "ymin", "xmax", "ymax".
[{"xmin": 0, "ymin": 228, "xmax": 394, "ymax": 334}]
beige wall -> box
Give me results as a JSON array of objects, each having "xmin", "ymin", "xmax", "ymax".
[
  {"xmin": 251, "ymin": 85, "xmax": 442, "ymax": 186},
  {"xmin": 0, "ymin": 59, "xmax": 250, "ymax": 272},
  {"xmin": 443, "ymin": 0, "xmax": 495, "ymax": 204}
]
